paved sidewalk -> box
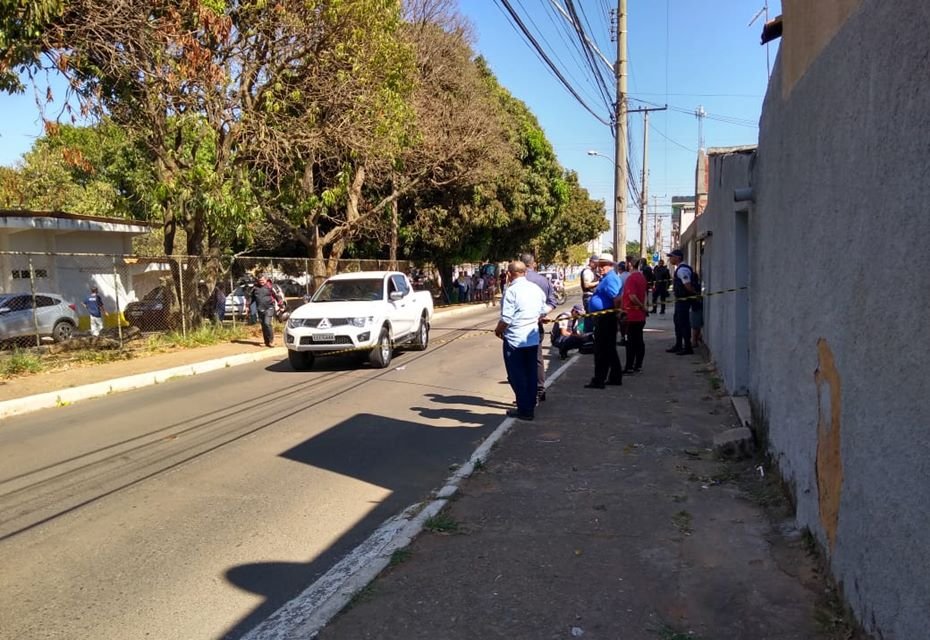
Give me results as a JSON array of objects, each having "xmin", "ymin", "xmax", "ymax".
[{"xmin": 315, "ymin": 314, "xmax": 845, "ymax": 640}]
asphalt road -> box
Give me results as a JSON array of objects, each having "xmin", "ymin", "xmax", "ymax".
[{"xmin": 0, "ymin": 305, "xmax": 522, "ymax": 639}]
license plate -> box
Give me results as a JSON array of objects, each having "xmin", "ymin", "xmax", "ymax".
[{"xmin": 315, "ymin": 333, "xmax": 335, "ymax": 342}]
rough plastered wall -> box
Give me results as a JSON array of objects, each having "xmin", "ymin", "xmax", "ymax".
[
  {"xmin": 752, "ymin": 1, "xmax": 930, "ymax": 637},
  {"xmin": 695, "ymin": 149, "xmax": 755, "ymax": 396}
]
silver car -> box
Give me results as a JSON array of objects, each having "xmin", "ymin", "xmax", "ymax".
[{"xmin": 0, "ymin": 292, "xmax": 79, "ymax": 345}]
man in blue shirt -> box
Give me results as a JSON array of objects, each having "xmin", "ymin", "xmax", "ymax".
[
  {"xmin": 521, "ymin": 253, "xmax": 559, "ymax": 402},
  {"xmin": 83, "ymin": 286, "xmax": 105, "ymax": 337},
  {"xmin": 585, "ymin": 253, "xmax": 623, "ymax": 388},
  {"xmin": 495, "ymin": 260, "xmax": 548, "ymax": 420}
]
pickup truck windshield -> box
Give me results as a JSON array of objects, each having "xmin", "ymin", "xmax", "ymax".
[{"xmin": 312, "ymin": 278, "xmax": 383, "ymax": 302}]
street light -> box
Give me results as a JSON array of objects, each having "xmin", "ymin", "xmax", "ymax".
[{"xmin": 587, "ymin": 150, "xmax": 623, "ymax": 260}]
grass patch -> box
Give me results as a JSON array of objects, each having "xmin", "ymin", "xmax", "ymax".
[
  {"xmin": 709, "ymin": 376, "xmax": 722, "ymax": 390},
  {"xmin": 424, "ymin": 511, "xmax": 460, "ymax": 534},
  {"xmin": 389, "ymin": 548, "xmax": 412, "ymax": 567},
  {"xmin": 672, "ymin": 510, "xmax": 693, "ymax": 535},
  {"xmin": 148, "ymin": 324, "xmax": 250, "ymax": 350},
  {"xmin": 345, "ymin": 583, "xmax": 377, "ymax": 611},
  {"xmin": 0, "ymin": 349, "xmax": 45, "ymax": 378}
]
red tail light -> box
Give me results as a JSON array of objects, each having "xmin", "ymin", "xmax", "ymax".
[{"xmin": 68, "ymin": 304, "xmax": 77, "ymax": 311}]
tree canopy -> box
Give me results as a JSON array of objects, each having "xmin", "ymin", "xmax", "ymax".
[{"xmin": 1, "ymin": 0, "xmax": 607, "ymax": 268}]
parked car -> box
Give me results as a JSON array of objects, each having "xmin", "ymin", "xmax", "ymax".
[
  {"xmin": 284, "ymin": 271, "xmax": 433, "ymax": 370},
  {"xmin": 124, "ymin": 285, "xmax": 180, "ymax": 331},
  {"xmin": 539, "ymin": 270, "xmax": 567, "ymax": 306},
  {"xmin": 0, "ymin": 292, "xmax": 79, "ymax": 345},
  {"xmin": 224, "ymin": 281, "xmax": 286, "ymax": 320}
]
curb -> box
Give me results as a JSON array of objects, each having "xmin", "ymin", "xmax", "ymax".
[
  {"xmin": 0, "ymin": 303, "xmax": 494, "ymax": 422},
  {"xmin": 242, "ymin": 352, "xmax": 581, "ymax": 640},
  {"xmin": 0, "ymin": 348, "xmax": 288, "ymax": 421}
]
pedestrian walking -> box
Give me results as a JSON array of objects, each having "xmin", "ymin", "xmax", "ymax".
[
  {"xmin": 585, "ymin": 253, "xmax": 623, "ymax": 388},
  {"xmin": 521, "ymin": 253, "xmax": 558, "ymax": 403},
  {"xmin": 251, "ymin": 274, "xmax": 282, "ymax": 347},
  {"xmin": 212, "ymin": 283, "xmax": 226, "ymax": 324},
  {"xmin": 622, "ymin": 259, "xmax": 649, "ymax": 373},
  {"xmin": 666, "ymin": 249, "xmax": 698, "ymax": 355},
  {"xmin": 652, "ymin": 259, "xmax": 670, "ymax": 314},
  {"xmin": 83, "ymin": 286, "xmax": 105, "ymax": 337},
  {"xmin": 494, "ymin": 260, "xmax": 547, "ymax": 421}
]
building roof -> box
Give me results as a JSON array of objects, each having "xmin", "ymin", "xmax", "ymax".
[
  {"xmin": 707, "ymin": 145, "xmax": 758, "ymax": 156},
  {"xmin": 0, "ymin": 209, "xmax": 156, "ymax": 234},
  {"xmin": 671, "ymin": 196, "xmax": 695, "ymax": 204}
]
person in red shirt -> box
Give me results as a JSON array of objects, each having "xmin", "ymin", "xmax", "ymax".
[{"xmin": 621, "ymin": 258, "xmax": 649, "ymax": 373}]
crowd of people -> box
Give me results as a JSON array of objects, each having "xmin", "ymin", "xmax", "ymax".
[{"xmin": 496, "ymin": 248, "xmax": 704, "ymax": 419}]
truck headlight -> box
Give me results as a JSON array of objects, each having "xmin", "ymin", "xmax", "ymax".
[
  {"xmin": 348, "ymin": 316, "xmax": 373, "ymax": 328},
  {"xmin": 287, "ymin": 317, "xmax": 301, "ymax": 329}
]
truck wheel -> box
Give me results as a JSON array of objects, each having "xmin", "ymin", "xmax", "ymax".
[
  {"xmin": 369, "ymin": 327, "xmax": 393, "ymax": 368},
  {"xmin": 288, "ymin": 349, "xmax": 314, "ymax": 371},
  {"xmin": 411, "ymin": 315, "xmax": 429, "ymax": 351}
]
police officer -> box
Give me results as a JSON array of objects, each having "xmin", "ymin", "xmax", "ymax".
[{"xmin": 665, "ymin": 249, "xmax": 698, "ymax": 355}]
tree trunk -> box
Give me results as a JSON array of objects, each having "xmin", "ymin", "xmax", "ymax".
[{"xmin": 389, "ymin": 196, "xmax": 398, "ymax": 270}]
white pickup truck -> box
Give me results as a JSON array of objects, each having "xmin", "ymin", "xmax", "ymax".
[{"xmin": 284, "ymin": 271, "xmax": 433, "ymax": 370}]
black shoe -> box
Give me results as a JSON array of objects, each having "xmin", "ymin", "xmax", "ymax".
[
  {"xmin": 537, "ymin": 391, "xmax": 546, "ymax": 402},
  {"xmin": 666, "ymin": 346, "xmax": 682, "ymax": 353},
  {"xmin": 622, "ymin": 368, "xmax": 635, "ymax": 374},
  {"xmin": 559, "ymin": 349, "xmax": 568, "ymax": 360},
  {"xmin": 677, "ymin": 348, "xmax": 695, "ymax": 355},
  {"xmin": 584, "ymin": 380, "xmax": 605, "ymax": 389},
  {"xmin": 659, "ymin": 311, "xmax": 666, "ymax": 315},
  {"xmin": 506, "ymin": 409, "xmax": 534, "ymax": 420},
  {"xmin": 632, "ymin": 367, "xmax": 642, "ymax": 373}
]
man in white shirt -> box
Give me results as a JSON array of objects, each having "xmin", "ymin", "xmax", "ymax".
[{"xmin": 494, "ymin": 260, "xmax": 548, "ymax": 420}]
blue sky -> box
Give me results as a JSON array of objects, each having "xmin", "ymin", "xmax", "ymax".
[
  {"xmin": 0, "ymin": 0, "xmax": 780, "ymax": 250},
  {"xmin": 460, "ymin": 0, "xmax": 781, "ymax": 249}
]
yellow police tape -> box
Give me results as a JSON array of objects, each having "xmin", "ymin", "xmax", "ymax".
[{"xmin": 295, "ymin": 284, "xmax": 748, "ymax": 360}]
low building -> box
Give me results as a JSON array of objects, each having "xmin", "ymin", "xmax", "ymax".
[{"xmin": 0, "ymin": 210, "xmax": 156, "ymax": 325}]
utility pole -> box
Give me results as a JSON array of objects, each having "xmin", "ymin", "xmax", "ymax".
[
  {"xmin": 652, "ymin": 194, "xmax": 664, "ymax": 256},
  {"xmin": 612, "ymin": 0, "xmax": 627, "ymax": 262},
  {"xmin": 628, "ymin": 105, "xmax": 666, "ymax": 258}
]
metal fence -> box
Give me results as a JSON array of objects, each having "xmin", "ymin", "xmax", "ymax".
[{"xmin": 0, "ymin": 252, "xmax": 421, "ymax": 349}]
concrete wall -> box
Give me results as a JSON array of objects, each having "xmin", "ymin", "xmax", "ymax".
[
  {"xmin": 692, "ymin": 148, "xmax": 755, "ymax": 396},
  {"xmin": 708, "ymin": 1, "xmax": 930, "ymax": 637}
]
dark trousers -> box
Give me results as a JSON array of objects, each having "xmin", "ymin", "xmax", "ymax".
[
  {"xmin": 652, "ymin": 289, "xmax": 668, "ymax": 313},
  {"xmin": 536, "ymin": 322, "xmax": 546, "ymax": 396},
  {"xmin": 673, "ymin": 301, "xmax": 692, "ymax": 350},
  {"xmin": 624, "ymin": 320, "xmax": 646, "ymax": 370},
  {"xmin": 259, "ymin": 307, "xmax": 275, "ymax": 345},
  {"xmin": 556, "ymin": 334, "xmax": 589, "ymax": 357},
  {"xmin": 593, "ymin": 314, "xmax": 623, "ymax": 384},
  {"xmin": 504, "ymin": 342, "xmax": 538, "ymax": 416}
]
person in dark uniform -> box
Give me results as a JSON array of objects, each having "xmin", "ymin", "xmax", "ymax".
[
  {"xmin": 652, "ymin": 259, "xmax": 670, "ymax": 314},
  {"xmin": 250, "ymin": 274, "xmax": 282, "ymax": 347},
  {"xmin": 666, "ymin": 249, "xmax": 698, "ymax": 355}
]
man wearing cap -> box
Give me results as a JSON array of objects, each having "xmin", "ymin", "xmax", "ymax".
[
  {"xmin": 666, "ymin": 249, "xmax": 697, "ymax": 355},
  {"xmin": 495, "ymin": 260, "xmax": 548, "ymax": 420},
  {"xmin": 551, "ymin": 304, "xmax": 592, "ymax": 359},
  {"xmin": 585, "ymin": 253, "xmax": 623, "ymax": 388},
  {"xmin": 580, "ymin": 254, "xmax": 600, "ymax": 312}
]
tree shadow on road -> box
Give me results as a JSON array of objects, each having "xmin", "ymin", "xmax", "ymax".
[{"xmin": 220, "ymin": 407, "xmax": 497, "ymax": 639}]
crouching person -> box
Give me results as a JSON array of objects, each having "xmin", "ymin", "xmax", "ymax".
[{"xmin": 551, "ymin": 304, "xmax": 594, "ymax": 360}]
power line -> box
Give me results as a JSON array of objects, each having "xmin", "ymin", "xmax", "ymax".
[{"xmin": 493, "ymin": 0, "xmax": 612, "ymax": 127}]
